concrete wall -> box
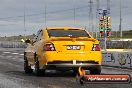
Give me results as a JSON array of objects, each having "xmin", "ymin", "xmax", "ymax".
[{"xmin": 102, "ymin": 51, "xmax": 132, "ymax": 69}]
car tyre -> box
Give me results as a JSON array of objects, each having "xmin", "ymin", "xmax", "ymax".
[
  {"xmin": 24, "ymin": 52, "xmax": 33, "ymax": 74},
  {"xmin": 34, "ymin": 53, "xmax": 41, "ymax": 76}
]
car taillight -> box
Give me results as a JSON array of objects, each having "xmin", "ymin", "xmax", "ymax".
[
  {"xmin": 43, "ymin": 43, "xmax": 55, "ymax": 51},
  {"xmin": 92, "ymin": 44, "xmax": 101, "ymax": 51}
]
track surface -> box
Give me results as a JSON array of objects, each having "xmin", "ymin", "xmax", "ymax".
[{"xmin": 0, "ymin": 48, "xmax": 131, "ymax": 88}]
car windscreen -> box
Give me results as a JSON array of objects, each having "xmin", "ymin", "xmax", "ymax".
[{"xmin": 48, "ymin": 30, "xmax": 90, "ymax": 38}]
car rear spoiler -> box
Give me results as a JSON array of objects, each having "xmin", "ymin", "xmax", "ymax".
[{"xmin": 48, "ymin": 37, "xmax": 98, "ymax": 42}]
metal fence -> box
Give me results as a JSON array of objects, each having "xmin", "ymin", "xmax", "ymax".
[
  {"xmin": 100, "ymin": 41, "xmax": 132, "ymax": 49},
  {"xmin": 0, "ymin": 41, "xmax": 132, "ymax": 49},
  {"xmin": 0, "ymin": 41, "xmax": 26, "ymax": 48}
]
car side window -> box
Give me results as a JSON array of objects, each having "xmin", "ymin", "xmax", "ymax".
[
  {"xmin": 32, "ymin": 35, "xmax": 37, "ymax": 43},
  {"xmin": 37, "ymin": 30, "xmax": 43, "ymax": 41},
  {"xmin": 32, "ymin": 30, "xmax": 41, "ymax": 43}
]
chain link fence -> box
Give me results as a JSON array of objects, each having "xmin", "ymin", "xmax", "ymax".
[
  {"xmin": 100, "ymin": 40, "xmax": 132, "ymax": 49},
  {"xmin": 0, "ymin": 40, "xmax": 132, "ymax": 49},
  {"xmin": 0, "ymin": 41, "xmax": 26, "ymax": 48}
]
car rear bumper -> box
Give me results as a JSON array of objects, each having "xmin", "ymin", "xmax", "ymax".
[
  {"xmin": 43, "ymin": 52, "xmax": 102, "ymax": 65},
  {"xmin": 44, "ymin": 61, "xmax": 101, "ymax": 70},
  {"xmin": 47, "ymin": 63, "xmax": 100, "ymax": 66}
]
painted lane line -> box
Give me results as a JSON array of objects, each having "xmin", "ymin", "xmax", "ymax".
[
  {"xmin": 3, "ymin": 52, "xmax": 11, "ymax": 54},
  {"xmin": 19, "ymin": 54, "xmax": 24, "ymax": 56},
  {"xmin": 12, "ymin": 53, "xmax": 19, "ymax": 55}
]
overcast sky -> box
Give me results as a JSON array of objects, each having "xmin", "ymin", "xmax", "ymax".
[{"xmin": 0, "ymin": 0, "xmax": 132, "ymax": 36}]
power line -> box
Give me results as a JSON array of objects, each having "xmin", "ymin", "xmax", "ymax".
[
  {"xmin": 0, "ymin": 5, "xmax": 89, "ymax": 20},
  {"xmin": 0, "ymin": 23, "xmax": 18, "ymax": 26},
  {"xmin": 0, "ymin": 13, "xmax": 90, "ymax": 25},
  {"xmin": 0, "ymin": 5, "xmax": 90, "ymax": 27}
]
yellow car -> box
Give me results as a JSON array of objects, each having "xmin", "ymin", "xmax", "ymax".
[{"xmin": 24, "ymin": 27, "xmax": 102, "ymax": 76}]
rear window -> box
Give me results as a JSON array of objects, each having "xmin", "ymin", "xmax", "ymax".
[{"xmin": 47, "ymin": 30, "xmax": 90, "ymax": 38}]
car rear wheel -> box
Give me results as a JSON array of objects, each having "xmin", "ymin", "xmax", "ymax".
[
  {"xmin": 34, "ymin": 60, "xmax": 40, "ymax": 76},
  {"xmin": 34, "ymin": 53, "xmax": 40, "ymax": 76},
  {"xmin": 34, "ymin": 53, "xmax": 43, "ymax": 76},
  {"xmin": 24, "ymin": 52, "xmax": 33, "ymax": 74}
]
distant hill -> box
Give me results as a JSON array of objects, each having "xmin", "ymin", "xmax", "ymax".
[{"xmin": 0, "ymin": 35, "xmax": 33, "ymax": 42}]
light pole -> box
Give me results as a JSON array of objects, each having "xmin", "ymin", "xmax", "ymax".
[
  {"xmin": 96, "ymin": 0, "xmax": 100, "ymax": 38},
  {"xmin": 119, "ymin": 0, "xmax": 122, "ymax": 39},
  {"xmin": 44, "ymin": 1, "xmax": 47, "ymax": 27},
  {"xmin": 24, "ymin": 0, "xmax": 26, "ymax": 38},
  {"xmin": 103, "ymin": 10, "xmax": 107, "ymax": 50},
  {"xmin": 73, "ymin": 0, "xmax": 76, "ymax": 26}
]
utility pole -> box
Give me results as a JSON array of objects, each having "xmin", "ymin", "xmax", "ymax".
[
  {"xmin": 24, "ymin": 0, "xmax": 26, "ymax": 38},
  {"xmin": 89, "ymin": 0, "xmax": 94, "ymax": 37},
  {"xmin": 73, "ymin": 0, "xmax": 76, "ymax": 26},
  {"xmin": 119, "ymin": 0, "xmax": 122, "ymax": 39},
  {"xmin": 44, "ymin": 4, "xmax": 47, "ymax": 27},
  {"xmin": 103, "ymin": 10, "xmax": 107, "ymax": 50},
  {"xmin": 96, "ymin": 0, "xmax": 100, "ymax": 38}
]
